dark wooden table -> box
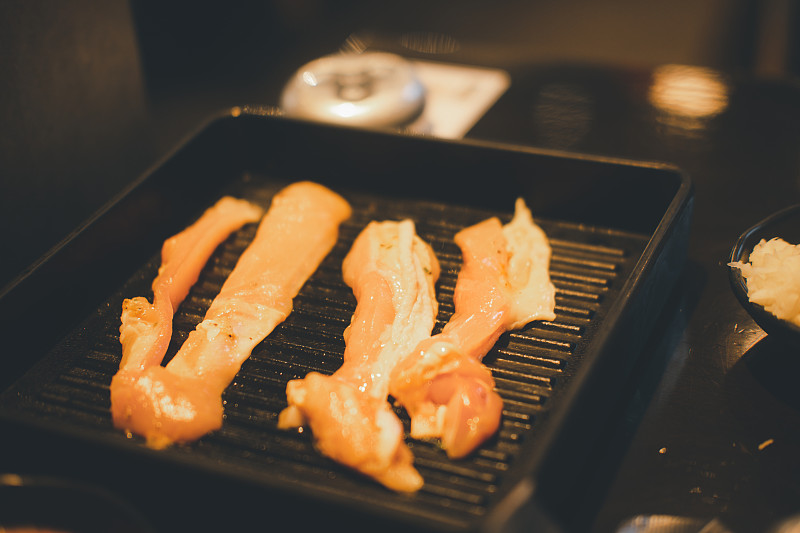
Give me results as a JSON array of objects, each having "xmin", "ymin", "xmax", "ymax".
[
  {"xmin": 469, "ymin": 63, "xmax": 800, "ymax": 533},
  {"xmin": 463, "ymin": 58, "xmax": 800, "ymax": 532}
]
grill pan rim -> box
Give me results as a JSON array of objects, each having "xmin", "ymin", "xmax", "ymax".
[{"xmin": 0, "ymin": 111, "xmax": 693, "ymax": 532}]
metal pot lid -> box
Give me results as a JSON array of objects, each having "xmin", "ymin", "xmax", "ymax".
[{"xmin": 280, "ymin": 52, "xmax": 425, "ymax": 129}]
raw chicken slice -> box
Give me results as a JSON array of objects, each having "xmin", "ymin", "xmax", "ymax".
[
  {"xmin": 111, "ymin": 182, "xmax": 351, "ymax": 449},
  {"xmin": 118, "ymin": 196, "xmax": 264, "ymax": 373},
  {"xmin": 390, "ymin": 198, "xmax": 555, "ymax": 458},
  {"xmin": 278, "ymin": 219, "xmax": 440, "ymax": 492}
]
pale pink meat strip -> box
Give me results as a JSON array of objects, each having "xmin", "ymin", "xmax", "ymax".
[
  {"xmin": 278, "ymin": 219, "xmax": 440, "ymax": 492},
  {"xmin": 118, "ymin": 196, "xmax": 264, "ymax": 373},
  {"xmin": 111, "ymin": 182, "xmax": 351, "ymax": 449},
  {"xmin": 390, "ymin": 199, "xmax": 556, "ymax": 458}
]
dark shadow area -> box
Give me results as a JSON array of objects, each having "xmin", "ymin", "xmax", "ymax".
[
  {"xmin": 0, "ymin": 0, "xmax": 786, "ymax": 290},
  {"xmin": 727, "ymin": 335, "xmax": 800, "ymax": 443},
  {"xmin": 559, "ymin": 261, "xmax": 706, "ymax": 532},
  {"xmin": 720, "ymin": 336, "xmax": 800, "ymax": 532}
]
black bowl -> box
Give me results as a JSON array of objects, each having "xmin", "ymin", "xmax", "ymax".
[
  {"xmin": 729, "ymin": 204, "xmax": 800, "ymax": 349},
  {"xmin": 0, "ymin": 473, "xmax": 154, "ymax": 533}
]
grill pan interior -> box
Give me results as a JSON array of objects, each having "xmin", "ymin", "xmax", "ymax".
[{"xmin": 0, "ymin": 113, "xmax": 693, "ymax": 532}]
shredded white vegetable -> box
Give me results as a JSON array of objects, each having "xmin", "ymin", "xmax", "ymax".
[{"xmin": 729, "ymin": 237, "xmax": 800, "ymax": 327}]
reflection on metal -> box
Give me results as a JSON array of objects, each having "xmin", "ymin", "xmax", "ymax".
[
  {"xmin": 617, "ymin": 515, "xmax": 733, "ymax": 533},
  {"xmin": 280, "ymin": 52, "xmax": 425, "ymax": 129},
  {"xmin": 330, "ymin": 101, "xmax": 359, "ymax": 118},
  {"xmin": 238, "ymin": 105, "xmax": 282, "ymax": 117},
  {"xmin": 648, "ymin": 65, "xmax": 729, "ymax": 131},
  {"xmin": 399, "ymin": 32, "xmax": 461, "ymax": 54},
  {"xmin": 532, "ymin": 83, "xmax": 593, "ymax": 149},
  {"xmin": 340, "ymin": 32, "xmax": 370, "ymax": 54},
  {"xmin": 302, "ymin": 70, "xmax": 318, "ymax": 87}
]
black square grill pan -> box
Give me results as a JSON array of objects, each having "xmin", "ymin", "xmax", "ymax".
[{"xmin": 0, "ymin": 112, "xmax": 693, "ymax": 532}]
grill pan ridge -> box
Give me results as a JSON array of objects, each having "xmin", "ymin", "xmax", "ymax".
[
  {"xmin": 3, "ymin": 189, "xmax": 642, "ymax": 529},
  {"xmin": 0, "ymin": 114, "xmax": 692, "ymax": 532}
]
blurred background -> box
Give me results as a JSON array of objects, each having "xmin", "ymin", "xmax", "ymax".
[{"xmin": 1, "ymin": 0, "xmax": 796, "ymax": 290}]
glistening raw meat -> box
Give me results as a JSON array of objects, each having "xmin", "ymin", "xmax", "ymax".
[
  {"xmin": 278, "ymin": 219, "xmax": 440, "ymax": 492},
  {"xmin": 390, "ymin": 199, "xmax": 555, "ymax": 458},
  {"xmin": 117, "ymin": 196, "xmax": 264, "ymax": 374},
  {"xmin": 111, "ymin": 182, "xmax": 351, "ymax": 449}
]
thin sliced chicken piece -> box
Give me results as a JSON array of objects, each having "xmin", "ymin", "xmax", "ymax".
[
  {"xmin": 278, "ymin": 219, "xmax": 440, "ymax": 492},
  {"xmin": 390, "ymin": 199, "xmax": 555, "ymax": 458},
  {"xmin": 111, "ymin": 182, "xmax": 351, "ymax": 449},
  {"xmin": 118, "ymin": 196, "xmax": 264, "ymax": 373}
]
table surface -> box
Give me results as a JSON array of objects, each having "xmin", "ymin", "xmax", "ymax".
[
  {"xmin": 465, "ymin": 61, "xmax": 800, "ymax": 533},
  {"xmin": 3, "ymin": 3, "xmax": 800, "ymax": 532}
]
